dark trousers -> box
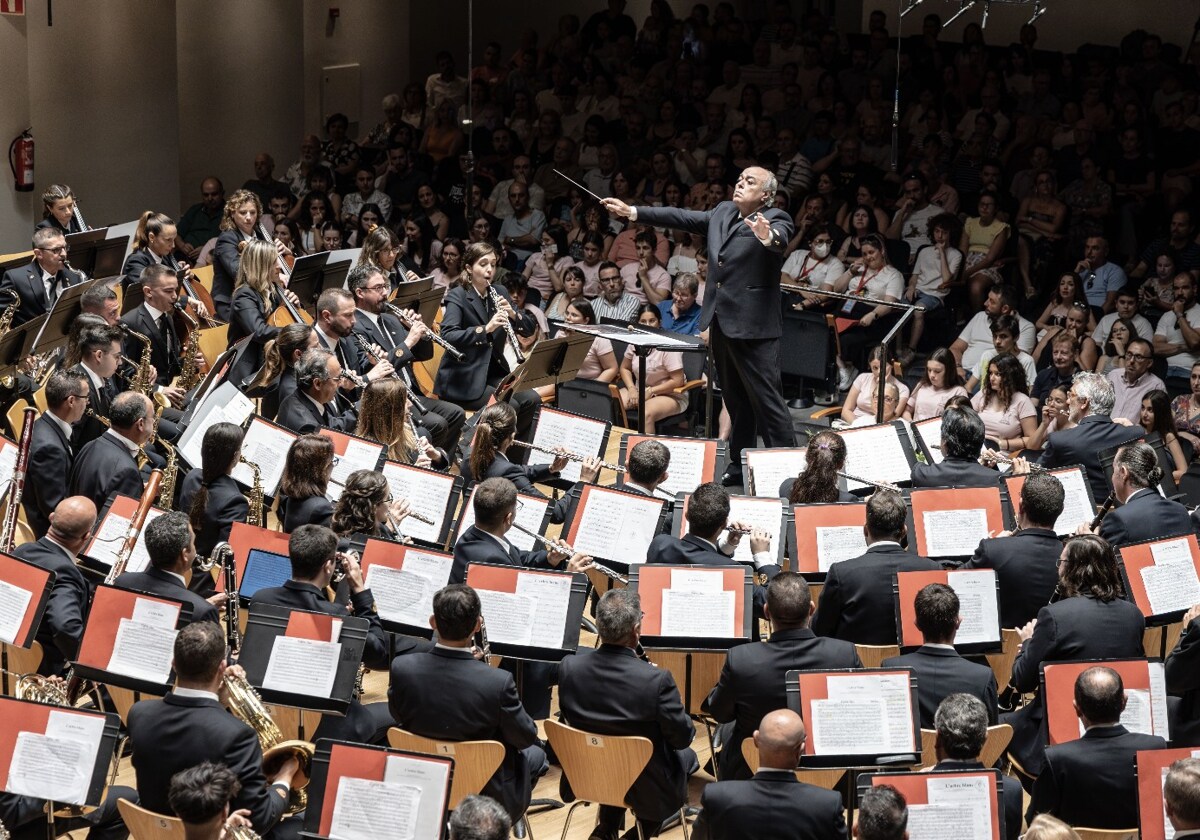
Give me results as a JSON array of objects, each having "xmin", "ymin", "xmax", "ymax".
[
  {"xmin": 711, "ymin": 316, "xmax": 795, "ymax": 470},
  {"xmin": 414, "ymin": 395, "xmax": 467, "ymax": 455}
]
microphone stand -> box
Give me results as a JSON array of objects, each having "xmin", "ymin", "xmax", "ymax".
[{"xmin": 781, "ymin": 283, "xmax": 924, "ymax": 424}]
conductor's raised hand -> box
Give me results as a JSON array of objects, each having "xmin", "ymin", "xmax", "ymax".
[
  {"xmin": 745, "ymin": 211, "xmax": 772, "ymax": 242},
  {"xmin": 602, "ymin": 197, "xmax": 633, "ymax": 219}
]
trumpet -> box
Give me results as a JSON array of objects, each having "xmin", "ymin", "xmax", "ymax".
[
  {"xmin": 837, "ymin": 470, "xmax": 901, "ymax": 493},
  {"xmin": 508, "ymin": 439, "xmax": 624, "ymax": 472},
  {"xmin": 485, "ymin": 284, "xmax": 525, "ymax": 364},
  {"xmin": 384, "ymin": 301, "xmax": 465, "ymax": 361}
]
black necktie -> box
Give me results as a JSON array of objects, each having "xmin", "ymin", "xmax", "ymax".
[
  {"xmin": 47, "ymin": 273, "xmax": 60, "ymax": 305},
  {"xmin": 158, "ymin": 314, "xmax": 173, "ymax": 353}
]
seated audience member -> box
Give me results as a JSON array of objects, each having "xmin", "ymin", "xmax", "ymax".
[
  {"xmin": 1164, "ymin": 757, "xmax": 1200, "ymax": 837},
  {"xmin": 1033, "ymin": 299, "xmax": 1100, "ymax": 373},
  {"xmin": 910, "ymin": 405, "xmax": 998, "ymax": 488},
  {"xmin": 591, "ymin": 261, "xmax": 642, "ymax": 322},
  {"xmin": 966, "ymin": 314, "xmax": 1037, "ymax": 394},
  {"xmin": 1092, "ymin": 287, "xmax": 1153, "ymax": 346},
  {"xmin": 1027, "ymin": 666, "xmax": 1167, "ymax": 829},
  {"xmin": 1154, "ymin": 273, "xmax": 1200, "ymax": 380},
  {"xmin": 902, "ymin": 213, "xmax": 962, "ymax": 358},
  {"xmin": 1107, "ymin": 337, "xmax": 1164, "ymax": 424},
  {"xmin": 970, "ymin": 354, "xmax": 1038, "ymax": 453},
  {"xmin": 1094, "ymin": 441, "xmax": 1195, "ymax": 547},
  {"xmin": 902, "ymin": 348, "xmax": 969, "ymax": 422},
  {"xmin": 1039, "ymin": 371, "xmax": 1141, "ymax": 501},
  {"xmin": 1138, "ymin": 388, "xmax": 1189, "ymax": 484},
  {"xmin": 1030, "ymin": 332, "xmax": 1081, "ymax": 409},
  {"xmin": 657, "ymin": 273, "xmax": 703, "ymax": 336},
  {"xmin": 840, "ymin": 344, "xmax": 910, "ymax": 425},
  {"xmin": 950, "ymin": 284, "xmax": 1036, "ymax": 379},
  {"xmin": 617, "ymin": 305, "xmax": 688, "ymax": 433}
]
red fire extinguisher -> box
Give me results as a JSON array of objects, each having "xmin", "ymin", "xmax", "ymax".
[{"xmin": 8, "ymin": 129, "xmax": 33, "ymax": 192}]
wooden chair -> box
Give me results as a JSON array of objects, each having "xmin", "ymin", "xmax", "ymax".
[
  {"xmin": 854, "ymin": 644, "xmax": 900, "ymax": 669},
  {"xmin": 918, "ymin": 724, "xmax": 1013, "ymax": 770},
  {"xmin": 196, "ymin": 323, "xmax": 230, "ymax": 367},
  {"xmin": 386, "ymin": 727, "xmax": 504, "ymax": 810},
  {"xmin": 1072, "ymin": 830, "xmax": 1137, "ymax": 840},
  {"xmin": 985, "ymin": 629, "xmax": 1022, "ymax": 688},
  {"xmin": 741, "ymin": 739, "xmax": 845, "ymax": 789},
  {"xmin": 1, "ymin": 641, "xmax": 43, "ymax": 696},
  {"xmin": 117, "ymin": 798, "xmax": 187, "ymax": 840},
  {"xmin": 265, "ymin": 704, "xmax": 322, "ymax": 742},
  {"xmin": 544, "ymin": 720, "xmax": 679, "ymax": 840},
  {"xmin": 5, "ymin": 402, "xmax": 35, "ymax": 439},
  {"xmin": 190, "ymin": 264, "xmax": 215, "ymax": 294}
]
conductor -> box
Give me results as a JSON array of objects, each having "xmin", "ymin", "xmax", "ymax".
[{"xmin": 604, "ymin": 168, "xmax": 795, "ymax": 485}]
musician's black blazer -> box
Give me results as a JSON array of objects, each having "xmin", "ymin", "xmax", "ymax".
[
  {"xmin": 810, "ymin": 543, "xmax": 940, "ymax": 645},
  {"xmin": 226, "ymin": 285, "xmax": 279, "ymax": 388},
  {"xmin": 692, "ymin": 769, "xmax": 847, "ymax": 840},
  {"xmin": 0, "ymin": 261, "xmax": 82, "ymax": 326},
  {"xmin": 1037, "ymin": 414, "xmax": 1143, "ymax": 501},
  {"xmin": 882, "ymin": 645, "xmax": 999, "ymax": 728},
  {"xmin": 68, "ymin": 432, "xmax": 143, "ymax": 512},
  {"xmin": 251, "ymin": 579, "xmax": 395, "ymax": 670},
  {"xmin": 450, "ymin": 524, "xmax": 550, "ymax": 585},
  {"xmin": 433, "ymin": 282, "xmax": 535, "ymax": 405},
  {"xmin": 1099, "ymin": 487, "xmax": 1197, "ymax": 547},
  {"xmin": 23, "ymin": 413, "xmax": 73, "ymax": 538},
  {"xmin": 211, "ymin": 229, "xmax": 252, "ymax": 318},
  {"xmin": 120, "ymin": 248, "xmax": 156, "ymax": 291},
  {"xmin": 274, "ymin": 391, "xmax": 356, "ymax": 435},
  {"xmin": 176, "ymin": 471, "xmax": 248, "ymax": 557},
  {"xmin": 122, "ymin": 303, "xmax": 181, "ymax": 386},
  {"xmin": 114, "ymin": 567, "xmax": 218, "ymax": 625},
  {"xmin": 12, "ymin": 537, "xmax": 87, "ymax": 676},
  {"xmin": 278, "ymin": 492, "xmax": 333, "ymax": 533},
  {"xmin": 1166, "ymin": 615, "xmax": 1200, "ymax": 747},
  {"xmin": 910, "ymin": 456, "xmax": 1001, "ymax": 489},
  {"xmin": 964, "ymin": 527, "xmax": 1063, "ymax": 629},
  {"xmin": 70, "ymin": 363, "xmax": 114, "ymax": 451},
  {"xmin": 352, "ymin": 308, "xmax": 433, "ymax": 380}
]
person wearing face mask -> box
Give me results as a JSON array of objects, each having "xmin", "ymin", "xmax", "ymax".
[{"xmin": 782, "ymin": 223, "xmax": 844, "ymax": 310}]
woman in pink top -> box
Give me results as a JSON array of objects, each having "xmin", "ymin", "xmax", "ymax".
[
  {"xmin": 619, "ymin": 305, "xmax": 687, "ymax": 432},
  {"xmin": 534, "ymin": 299, "xmax": 618, "ymax": 402},
  {"xmin": 523, "ymin": 227, "xmax": 574, "ymax": 301},
  {"xmin": 902, "ymin": 348, "xmax": 969, "ymax": 421},
  {"xmin": 840, "ymin": 344, "xmax": 911, "ymax": 423},
  {"xmin": 970, "ymin": 354, "xmax": 1038, "ymax": 451}
]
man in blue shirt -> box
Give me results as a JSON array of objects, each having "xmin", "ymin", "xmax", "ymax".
[
  {"xmin": 1077, "ymin": 236, "xmax": 1127, "ymax": 317},
  {"xmin": 657, "ymin": 273, "xmax": 703, "ymax": 336}
]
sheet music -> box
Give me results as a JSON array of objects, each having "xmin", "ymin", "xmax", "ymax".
[
  {"xmin": 515, "ymin": 571, "xmax": 573, "ymax": 649},
  {"xmin": 670, "ymin": 568, "xmax": 725, "ymax": 592},
  {"xmin": 745, "ymin": 448, "xmax": 807, "ymax": 497},
  {"xmin": 1141, "ymin": 539, "xmax": 1200, "ymax": 616},
  {"xmin": 1149, "ymin": 661, "xmax": 1171, "ymax": 740},
  {"xmin": 329, "ymin": 776, "xmax": 421, "ymax": 840},
  {"xmin": 811, "ymin": 673, "xmax": 913, "ymax": 755},
  {"xmin": 569, "ymin": 488, "xmax": 663, "ymax": 564},
  {"xmin": 8, "ymin": 732, "xmax": 92, "ymax": 805},
  {"xmin": 647, "ymin": 438, "xmax": 711, "ymax": 498},
  {"xmin": 906, "ymin": 775, "xmax": 993, "ymax": 840},
  {"xmin": 178, "ymin": 382, "xmax": 255, "ymax": 469},
  {"xmin": 262, "ymin": 636, "xmax": 340, "ymax": 699},
  {"xmin": 914, "ymin": 418, "xmax": 944, "ymax": 464},
  {"xmin": 842, "ymin": 424, "xmax": 913, "ymax": 490},
  {"xmin": 457, "ymin": 490, "xmax": 548, "ymax": 552},
  {"xmin": 923, "ymin": 508, "xmax": 988, "ymax": 557},
  {"xmin": 527, "ymin": 409, "xmax": 608, "ymax": 483},
  {"xmin": 572, "ymin": 323, "xmax": 694, "ymax": 347},
  {"xmin": 815, "ymin": 526, "xmax": 868, "ymax": 572},
  {"xmin": 383, "ymin": 754, "xmax": 452, "ymax": 840},
  {"xmin": 476, "ymin": 589, "xmax": 535, "ymax": 646},
  {"xmin": 0, "ymin": 577, "xmax": 32, "ymax": 644},
  {"xmin": 0, "ymin": 438, "xmax": 17, "ymax": 491},
  {"xmin": 366, "ymin": 565, "xmax": 431, "ymax": 627},
  {"xmin": 328, "ymin": 438, "xmax": 384, "ymax": 503},
  {"xmin": 947, "ymin": 570, "xmax": 1001, "ymax": 645},
  {"xmin": 660, "ymin": 589, "xmax": 735, "ymax": 637},
  {"xmin": 381, "ymin": 462, "xmax": 455, "ymax": 543},
  {"xmin": 682, "ymin": 497, "xmax": 782, "ymax": 565},
  {"xmin": 85, "ymin": 507, "xmax": 164, "ymax": 573},
  {"xmin": 231, "ymin": 418, "xmax": 294, "ymax": 496},
  {"xmin": 1048, "ymin": 468, "xmax": 1093, "ymax": 534},
  {"xmin": 107, "ymin": 617, "xmax": 177, "ymax": 684}
]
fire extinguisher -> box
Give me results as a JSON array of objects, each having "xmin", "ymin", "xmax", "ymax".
[{"xmin": 8, "ymin": 129, "xmax": 33, "ymax": 192}]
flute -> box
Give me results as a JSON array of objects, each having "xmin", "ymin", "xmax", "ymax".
[
  {"xmin": 384, "ymin": 302, "xmax": 465, "ymax": 361},
  {"xmin": 509, "ymin": 439, "xmax": 625, "ymax": 472},
  {"xmin": 837, "ymin": 470, "xmax": 901, "ymax": 492},
  {"xmin": 984, "ymin": 449, "xmax": 1049, "ymax": 472},
  {"xmin": 508, "ymin": 521, "xmax": 627, "ymax": 583},
  {"xmin": 326, "ymin": 477, "xmax": 437, "ymax": 525}
]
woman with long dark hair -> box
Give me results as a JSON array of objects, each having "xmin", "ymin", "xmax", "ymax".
[
  {"xmin": 277, "ymin": 434, "xmax": 335, "ymax": 532},
  {"xmin": 177, "ymin": 422, "xmax": 249, "ymax": 559},
  {"xmin": 1141, "ymin": 389, "xmax": 1189, "ymax": 483},
  {"xmin": 970, "ymin": 353, "xmax": 1038, "ymax": 452},
  {"xmin": 330, "ymin": 469, "xmax": 413, "ymax": 542},
  {"xmin": 782, "ymin": 430, "xmax": 857, "ymax": 503}
]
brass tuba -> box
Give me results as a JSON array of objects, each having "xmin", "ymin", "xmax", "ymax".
[{"xmin": 223, "ymin": 672, "xmax": 313, "ymax": 815}]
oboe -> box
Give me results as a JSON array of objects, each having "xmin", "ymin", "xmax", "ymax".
[
  {"xmin": 384, "ymin": 302, "xmax": 465, "ymax": 361},
  {"xmin": 485, "ymin": 284, "xmax": 525, "ymax": 363},
  {"xmin": 508, "ymin": 439, "xmax": 625, "ymax": 472},
  {"xmin": 350, "ymin": 333, "xmax": 427, "ymax": 412},
  {"xmin": 836, "ymin": 470, "xmax": 901, "ymax": 492}
]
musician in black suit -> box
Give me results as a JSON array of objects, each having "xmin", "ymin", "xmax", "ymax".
[
  {"xmin": 964, "ymin": 471, "xmax": 1065, "ymax": 629},
  {"xmin": 256, "ymin": 324, "xmax": 314, "ymax": 421},
  {"xmin": 12, "ymin": 496, "xmax": 97, "ymax": 676},
  {"xmin": 126, "ymin": 622, "xmax": 299, "ymax": 838},
  {"xmin": 779, "ymin": 428, "xmax": 860, "ymax": 502},
  {"xmin": 932, "ymin": 694, "xmax": 1023, "ymax": 840},
  {"xmin": 693, "ymin": 709, "xmax": 846, "ymax": 840},
  {"xmin": 1028, "ymin": 666, "xmax": 1167, "ymax": 829},
  {"xmin": 1006, "ymin": 535, "xmax": 1146, "ymax": 781},
  {"xmin": 274, "ymin": 348, "xmax": 357, "ymax": 434},
  {"xmin": 1166, "ymin": 605, "xmax": 1200, "ymax": 747},
  {"xmin": 71, "ymin": 324, "xmax": 124, "ymax": 450},
  {"xmin": 23, "ymin": 370, "xmax": 88, "ymax": 538},
  {"xmin": 177, "ymin": 422, "xmax": 250, "ymax": 560},
  {"xmin": 1096, "ymin": 441, "xmax": 1196, "ymax": 546},
  {"xmin": 703, "ymin": 573, "xmax": 861, "ymax": 780},
  {"xmin": 882, "ymin": 583, "xmax": 999, "ymax": 727},
  {"xmin": 1038, "ymin": 371, "xmax": 1142, "ymax": 501},
  {"xmin": 811, "ymin": 490, "xmax": 941, "ymax": 644},
  {"xmin": 276, "ymin": 435, "xmax": 335, "ymax": 533},
  {"xmin": 349, "ymin": 264, "xmax": 466, "ymax": 453},
  {"xmin": 620, "ymin": 438, "xmax": 672, "ymax": 498},
  {"xmin": 0, "ymin": 228, "xmax": 84, "ymax": 327},
  {"xmin": 114, "ymin": 512, "xmax": 222, "ymax": 625},
  {"xmin": 558, "ymin": 589, "xmax": 696, "ymax": 839},
  {"xmin": 387, "ymin": 584, "xmax": 546, "ymax": 824},
  {"xmin": 211, "ymin": 189, "xmax": 264, "ymax": 320},
  {"xmin": 121, "ymin": 264, "xmax": 193, "ymax": 405},
  {"xmin": 312, "ymin": 288, "xmax": 393, "ymax": 396},
  {"xmin": 167, "ymin": 762, "xmax": 254, "ymax": 840},
  {"xmin": 1165, "ymin": 758, "xmax": 1200, "ymax": 837},
  {"xmin": 68, "ymin": 392, "xmax": 154, "ymax": 512},
  {"xmin": 910, "ymin": 406, "xmax": 1001, "ymax": 489},
  {"xmin": 604, "ymin": 168, "xmax": 796, "ymax": 486},
  {"xmin": 225, "ymin": 240, "xmax": 304, "ymax": 389}
]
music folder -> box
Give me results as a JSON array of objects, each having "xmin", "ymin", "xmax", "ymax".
[
  {"xmin": 1003, "ymin": 464, "xmax": 1095, "ymax": 536},
  {"xmin": 465, "ymin": 562, "xmax": 589, "ymax": 662},
  {"xmin": 1040, "ymin": 658, "xmax": 1170, "ymax": 745},
  {"xmin": 453, "ymin": 486, "xmax": 552, "ymax": 554},
  {"xmin": 81, "ymin": 493, "xmax": 169, "ymax": 578},
  {"xmin": 228, "ymin": 522, "xmax": 292, "ymax": 595},
  {"xmin": 238, "ymin": 603, "xmax": 368, "ymax": 715},
  {"xmin": 380, "ymin": 460, "xmax": 462, "ymax": 549},
  {"xmin": 178, "ymin": 380, "xmax": 257, "ymax": 470},
  {"xmin": 785, "ymin": 668, "xmax": 921, "ymax": 767},
  {"xmin": 671, "ymin": 492, "xmax": 790, "ymax": 569},
  {"xmin": 389, "ymin": 283, "xmax": 443, "ymax": 328},
  {"xmin": 0, "ymin": 550, "xmax": 54, "ymax": 648},
  {"xmin": 741, "ymin": 446, "xmax": 808, "ymax": 498},
  {"xmin": 497, "ymin": 332, "xmax": 594, "ymax": 395},
  {"xmin": 858, "ymin": 768, "xmax": 1004, "ymax": 840},
  {"xmin": 629, "ymin": 564, "xmax": 753, "ymax": 649},
  {"xmin": 181, "ymin": 339, "xmax": 251, "ymax": 419},
  {"xmin": 619, "ymin": 434, "xmax": 725, "ymax": 500},
  {"xmin": 73, "ymin": 583, "xmax": 192, "ymax": 695},
  {"xmin": 1137, "ymin": 746, "xmax": 1200, "ymax": 840},
  {"xmin": 230, "ymin": 415, "xmax": 298, "ymax": 496},
  {"xmin": 561, "ymin": 484, "xmax": 669, "ymax": 573},
  {"xmin": 894, "ymin": 569, "xmax": 1002, "ymax": 654},
  {"xmin": 910, "ymin": 416, "xmax": 944, "ymax": 464},
  {"xmin": 303, "ymin": 738, "xmax": 454, "ymax": 840},
  {"xmin": 0, "ymin": 311, "xmax": 48, "ymax": 373},
  {"xmin": 1117, "ymin": 533, "xmax": 1200, "ymax": 625},
  {"xmin": 325, "ymin": 429, "xmax": 388, "ymax": 503},
  {"xmin": 0, "ymin": 695, "xmax": 120, "ymax": 808},
  {"xmin": 907, "ymin": 486, "xmax": 1005, "ymax": 559},
  {"xmin": 352, "ymin": 537, "xmax": 454, "ymax": 637},
  {"xmin": 788, "ymin": 502, "xmax": 868, "ymax": 580}
]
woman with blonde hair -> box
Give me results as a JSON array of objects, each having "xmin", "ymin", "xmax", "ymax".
[
  {"xmin": 355, "ymin": 224, "xmax": 404, "ymax": 290},
  {"xmin": 225, "ymin": 239, "xmax": 301, "ymax": 387},
  {"xmin": 212, "ymin": 188, "xmax": 265, "ymax": 319},
  {"xmin": 355, "ymin": 379, "xmax": 447, "ymax": 469}
]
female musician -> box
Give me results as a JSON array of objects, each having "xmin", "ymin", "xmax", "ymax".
[
  {"xmin": 355, "ymin": 379, "xmax": 448, "ymax": 469},
  {"xmin": 782, "ymin": 429, "xmax": 858, "ymax": 503},
  {"xmin": 330, "ymin": 470, "xmax": 413, "ymax": 543},
  {"xmin": 225, "ymin": 240, "xmax": 301, "ymax": 389},
  {"xmin": 902, "ymin": 347, "xmax": 968, "ymax": 422},
  {"xmin": 355, "ymin": 225, "xmax": 404, "ymax": 290},
  {"xmin": 121, "ymin": 211, "xmax": 186, "ymax": 292},
  {"xmin": 618, "ymin": 305, "xmax": 687, "ymax": 433},
  {"xmin": 277, "ymin": 434, "xmax": 335, "ymax": 532},
  {"xmin": 178, "ymin": 422, "xmax": 249, "ymax": 560},
  {"xmin": 212, "ymin": 189, "xmax": 264, "ymax": 320},
  {"xmin": 251, "ymin": 323, "xmax": 317, "ymax": 420},
  {"xmin": 36, "ymin": 184, "xmax": 84, "ymax": 234},
  {"xmin": 970, "ymin": 353, "xmax": 1038, "ymax": 452}
]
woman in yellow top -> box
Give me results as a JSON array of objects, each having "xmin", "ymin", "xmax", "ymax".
[{"xmin": 961, "ymin": 192, "xmax": 1010, "ymax": 311}]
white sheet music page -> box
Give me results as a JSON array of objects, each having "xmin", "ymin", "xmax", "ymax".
[
  {"xmin": 528, "ymin": 408, "xmax": 608, "ymax": 483},
  {"xmin": 457, "ymin": 489, "xmax": 548, "ymax": 553},
  {"xmin": 946, "ymin": 570, "xmax": 1001, "ymax": 645},
  {"xmin": 0, "ymin": 438, "xmax": 17, "ymax": 493},
  {"xmin": 569, "ymin": 487, "xmax": 664, "ymax": 565},
  {"xmin": 0, "ymin": 577, "xmax": 32, "ymax": 645},
  {"xmin": 1044, "ymin": 467, "xmax": 1093, "ymax": 535},
  {"xmin": 6, "ymin": 709, "xmax": 106, "ymax": 805},
  {"xmin": 645, "ymin": 438, "xmax": 710, "ymax": 498},
  {"xmin": 476, "ymin": 589, "xmax": 535, "ymax": 646},
  {"xmin": 681, "ymin": 496, "xmax": 782, "ymax": 565},
  {"xmin": 262, "ymin": 636, "xmax": 341, "ymax": 699},
  {"xmin": 842, "ymin": 424, "xmax": 912, "ymax": 490},
  {"xmin": 178, "ymin": 382, "xmax": 255, "ymax": 469},
  {"xmin": 367, "ymin": 565, "xmax": 429, "ymax": 627},
  {"xmin": 515, "ymin": 571, "xmax": 573, "ymax": 649},
  {"xmin": 86, "ymin": 507, "xmax": 165, "ymax": 573},
  {"xmin": 106, "ymin": 597, "xmax": 179, "ymax": 683},
  {"xmin": 815, "ymin": 526, "xmax": 868, "ymax": 572},
  {"xmin": 661, "ymin": 589, "xmax": 735, "ymax": 637},
  {"xmin": 745, "ymin": 448, "xmax": 807, "ymax": 497},
  {"xmin": 906, "ymin": 775, "xmax": 993, "ymax": 840},
  {"xmin": 1148, "ymin": 661, "xmax": 1171, "ymax": 740},
  {"xmin": 231, "ymin": 418, "xmax": 294, "ymax": 496},
  {"xmin": 330, "ymin": 776, "xmax": 421, "ymax": 840},
  {"xmin": 1141, "ymin": 538, "xmax": 1200, "ymax": 616},
  {"xmin": 914, "ymin": 417, "xmax": 944, "ymax": 464},
  {"xmin": 811, "ymin": 672, "xmax": 914, "ymax": 755},
  {"xmin": 328, "ymin": 438, "xmax": 384, "ymax": 503},
  {"xmin": 381, "ymin": 462, "xmax": 455, "ymax": 544},
  {"xmin": 923, "ymin": 508, "xmax": 988, "ymax": 557},
  {"xmin": 383, "ymin": 754, "xmax": 451, "ymax": 840}
]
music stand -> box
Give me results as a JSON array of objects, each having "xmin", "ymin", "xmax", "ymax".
[
  {"xmin": 525, "ymin": 404, "xmax": 613, "ymax": 490},
  {"xmin": 0, "ymin": 313, "xmax": 47, "ymax": 376},
  {"xmin": 313, "ymin": 255, "xmax": 358, "ymax": 301},
  {"xmin": 670, "ymin": 493, "xmax": 790, "ymax": 570},
  {"xmin": 1002, "ymin": 464, "xmax": 1096, "ymax": 535},
  {"xmin": 630, "ymin": 564, "xmax": 754, "ymax": 649},
  {"xmin": 379, "ymin": 462, "xmax": 463, "ymax": 549},
  {"xmin": 28, "ymin": 276, "xmax": 105, "ymax": 360},
  {"xmin": 857, "ymin": 768, "xmax": 1006, "ymax": 840},
  {"xmin": 1117, "ymin": 533, "xmax": 1200, "ymax": 646},
  {"xmin": 285, "ymin": 252, "xmax": 332, "ymax": 310},
  {"xmin": 356, "ymin": 539, "xmax": 456, "ymax": 638},
  {"xmin": 788, "ymin": 502, "xmax": 868, "ymax": 580},
  {"xmin": 453, "ymin": 487, "xmax": 553, "ymax": 554},
  {"xmin": 618, "ymin": 434, "xmax": 727, "ymax": 500},
  {"xmin": 894, "ymin": 569, "xmax": 1003, "ymax": 654},
  {"xmin": 465, "ymin": 562, "xmax": 589, "ymax": 662},
  {"xmin": 560, "ymin": 484, "xmax": 671, "ymax": 574},
  {"xmin": 0, "ymin": 551, "xmax": 54, "ymax": 693},
  {"xmin": 495, "ymin": 331, "xmax": 595, "ymax": 397},
  {"xmin": 179, "ymin": 341, "xmax": 251, "ymax": 424},
  {"xmin": 1040, "ymin": 658, "xmax": 1170, "ymax": 745}
]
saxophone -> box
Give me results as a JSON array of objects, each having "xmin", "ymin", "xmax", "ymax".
[
  {"xmin": 118, "ymin": 323, "xmax": 156, "ymax": 398},
  {"xmin": 0, "ymin": 289, "xmax": 19, "ymax": 336},
  {"xmin": 240, "ymin": 456, "xmax": 264, "ymax": 527},
  {"xmin": 223, "ymin": 672, "xmax": 314, "ymax": 815},
  {"xmin": 157, "ymin": 437, "xmax": 179, "ymax": 508},
  {"xmin": 176, "ymin": 305, "xmax": 204, "ymax": 392}
]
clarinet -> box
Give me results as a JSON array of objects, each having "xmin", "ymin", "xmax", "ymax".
[
  {"xmin": 350, "ymin": 333, "xmax": 428, "ymax": 413},
  {"xmin": 1090, "ymin": 493, "xmax": 1117, "ymax": 530},
  {"xmin": 0, "ymin": 408, "xmax": 36, "ymax": 553},
  {"xmin": 215, "ymin": 543, "xmax": 241, "ymax": 654},
  {"xmin": 485, "ymin": 284, "xmax": 526, "ymax": 364},
  {"xmin": 384, "ymin": 302, "xmax": 465, "ymax": 361}
]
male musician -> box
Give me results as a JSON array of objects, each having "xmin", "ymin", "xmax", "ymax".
[
  {"xmin": 451, "ymin": 477, "xmax": 592, "ymax": 585},
  {"xmin": 80, "ymin": 282, "xmax": 120, "ymax": 324},
  {"xmin": 13, "ymin": 495, "xmax": 97, "ymax": 675},
  {"xmin": 931, "ymin": 694, "xmax": 1023, "ymax": 840},
  {"xmin": 647, "ymin": 482, "xmax": 775, "ymax": 574},
  {"xmin": 692, "ymin": 709, "xmax": 846, "ymax": 840},
  {"xmin": 1165, "ymin": 758, "xmax": 1200, "ymax": 836},
  {"xmin": 910, "ymin": 406, "xmax": 1000, "ymax": 489},
  {"xmin": 1039, "ymin": 371, "xmax": 1142, "ymax": 501},
  {"xmin": 703, "ymin": 573, "xmax": 861, "ymax": 781},
  {"xmin": 24, "ymin": 370, "xmax": 89, "ymax": 538},
  {"xmin": 857, "ymin": 785, "xmax": 909, "ymax": 840},
  {"xmin": 274, "ymin": 348, "xmax": 358, "ymax": 434},
  {"xmin": 1166, "ymin": 603, "xmax": 1200, "ymax": 747},
  {"xmin": 113, "ymin": 512, "xmax": 222, "ymax": 625},
  {"xmin": 1027, "ymin": 666, "xmax": 1166, "ymax": 829},
  {"xmin": 0, "ymin": 228, "xmax": 84, "ymax": 327},
  {"xmin": 120, "ymin": 264, "xmax": 188, "ymax": 406},
  {"xmin": 168, "ymin": 762, "xmax": 255, "ymax": 840},
  {"xmin": 604, "ymin": 167, "xmax": 796, "ymax": 487},
  {"xmin": 126, "ymin": 622, "xmax": 298, "ymax": 838},
  {"xmin": 387, "ymin": 584, "xmax": 546, "ymax": 824},
  {"xmin": 558, "ymin": 589, "xmax": 696, "ymax": 839},
  {"xmin": 811, "ymin": 489, "xmax": 940, "ymax": 644},
  {"xmin": 965, "ymin": 472, "xmax": 1065, "ymax": 629},
  {"xmin": 1090, "ymin": 441, "xmax": 1195, "ymax": 546},
  {"xmin": 882, "ymin": 583, "xmax": 999, "ymax": 727},
  {"xmin": 312, "ymin": 287, "xmax": 395, "ymax": 390},
  {"xmin": 621, "ymin": 439, "xmax": 672, "ymax": 499},
  {"xmin": 348, "ymin": 264, "xmax": 466, "ymax": 453},
  {"xmin": 68, "ymin": 391, "xmax": 153, "ymax": 513},
  {"xmin": 71, "ymin": 323, "xmax": 125, "ymax": 450},
  {"xmin": 449, "ymin": 795, "xmax": 512, "ymax": 840}
]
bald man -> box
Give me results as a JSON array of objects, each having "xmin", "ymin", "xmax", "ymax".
[
  {"xmin": 13, "ymin": 496, "xmax": 99, "ymax": 675},
  {"xmin": 693, "ymin": 709, "xmax": 847, "ymax": 840},
  {"xmin": 68, "ymin": 391, "xmax": 154, "ymax": 511}
]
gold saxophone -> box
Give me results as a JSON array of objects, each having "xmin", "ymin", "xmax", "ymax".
[
  {"xmin": 223, "ymin": 672, "xmax": 313, "ymax": 815},
  {"xmin": 240, "ymin": 455, "xmax": 264, "ymax": 527},
  {"xmin": 176, "ymin": 307, "xmax": 204, "ymax": 392},
  {"xmin": 119, "ymin": 324, "xmax": 156, "ymax": 398},
  {"xmin": 0, "ymin": 289, "xmax": 19, "ymax": 336},
  {"xmin": 157, "ymin": 436, "xmax": 179, "ymax": 507}
]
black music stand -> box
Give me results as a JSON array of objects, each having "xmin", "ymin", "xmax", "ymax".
[
  {"xmin": 390, "ymin": 283, "xmax": 442, "ymax": 326},
  {"xmin": 496, "ymin": 331, "xmax": 595, "ymax": 398},
  {"xmin": 66, "ymin": 229, "xmax": 128, "ymax": 280},
  {"xmin": 313, "ymin": 255, "xmax": 358, "ymax": 301},
  {"xmin": 28, "ymin": 276, "xmax": 106, "ymax": 360},
  {"xmin": 181, "ymin": 340, "xmax": 252, "ymax": 419},
  {"xmin": 285, "ymin": 252, "xmax": 332, "ymax": 310},
  {"xmin": 0, "ymin": 312, "xmax": 47, "ymax": 376},
  {"xmin": 629, "ymin": 564, "xmax": 755, "ymax": 650}
]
